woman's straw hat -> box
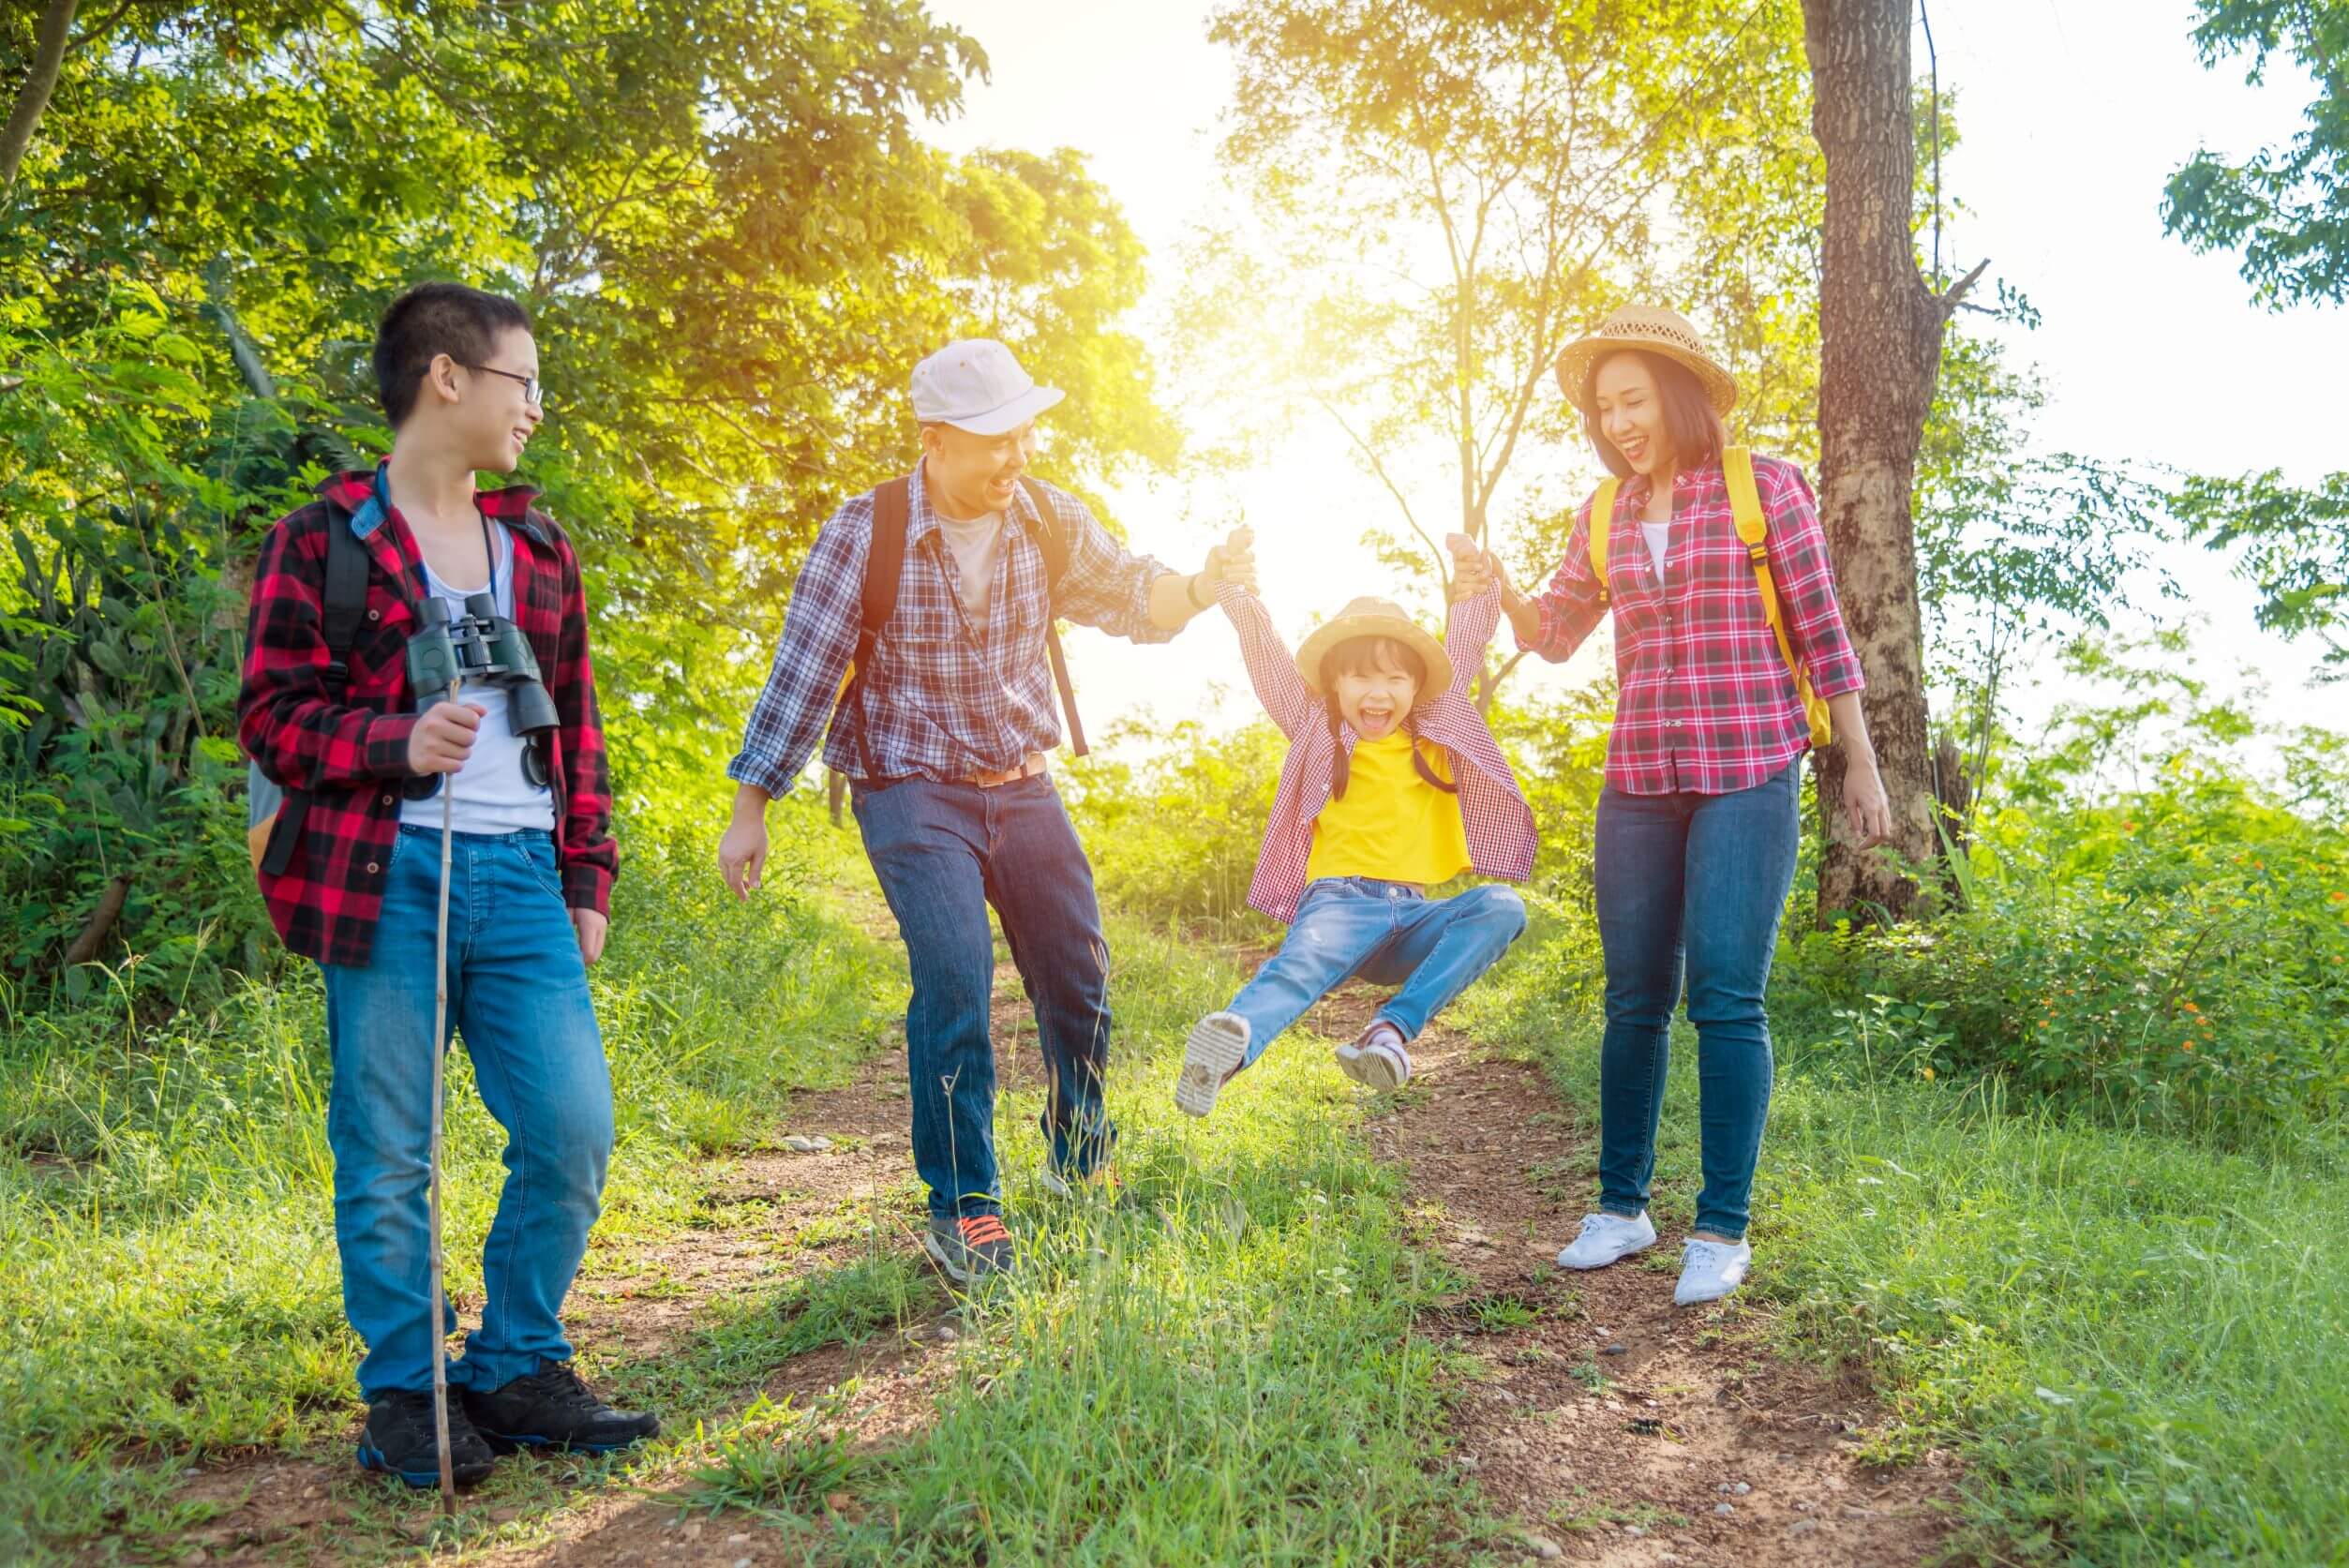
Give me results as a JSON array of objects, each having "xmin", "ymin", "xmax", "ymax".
[
  {"xmin": 1552, "ymin": 304, "xmax": 1739, "ymax": 416},
  {"xmin": 1295, "ymin": 597, "xmax": 1453, "ymax": 698}
]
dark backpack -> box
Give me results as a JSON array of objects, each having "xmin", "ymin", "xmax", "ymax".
[
  {"xmin": 248, "ymin": 507, "xmax": 373, "ymax": 876},
  {"xmin": 839, "ymin": 474, "xmax": 1087, "ymax": 781}
]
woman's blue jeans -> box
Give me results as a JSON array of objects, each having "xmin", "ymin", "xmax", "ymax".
[
  {"xmin": 319, "ymin": 827, "xmax": 612, "ymax": 1401},
  {"xmin": 1593, "ymin": 762, "xmax": 1800, "ymax": 1242},
  {"xmin": 1224, "ymin": 878, "xmax": 1527, "ymax": 1066}
]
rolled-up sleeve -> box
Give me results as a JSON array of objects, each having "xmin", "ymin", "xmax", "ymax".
[
  {"xmin": 726, "ymin": 500, "xmax": 869, "ymax": 797},
  {"xmin": 1758, "ymin": 460, "xmax": 1865, "ymax": 699},
  {"xmin": 1037, "ymin": 485, "xmax": 1178, "ymax": 645}
]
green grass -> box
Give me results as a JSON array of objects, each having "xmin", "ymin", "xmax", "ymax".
[
  {"xmin": 1, "ymin": 825, "xmax": 1491, "ymax": 1564},
  {"xmin": 1460, "ymin": 930, "xmax": 2349, "ymax": 1567},
  {"xmin": 0, "ymin": 809, "xmax": 905, "ymax": 1561},
  {"xmin": 877, "ymin": 918, "xmax": 1466, "ymax": 1565}
]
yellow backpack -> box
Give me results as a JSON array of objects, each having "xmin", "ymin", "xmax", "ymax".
[{"xmin": 1586, "ymin": 444, "xmax": 1833, "ymax": 747}]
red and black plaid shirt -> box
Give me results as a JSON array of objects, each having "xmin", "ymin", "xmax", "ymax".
[
  {"xmin": 238, "ymin": 469, "xmax": 616, "ymax": 966},
  {"xmin": 1521, "ymin": 454, "xmax": 1865, "ymax": 796}
]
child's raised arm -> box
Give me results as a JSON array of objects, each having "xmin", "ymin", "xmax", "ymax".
[
  {"xmin": 1441, "ymin": 534, "xmax": 1504, "ymax": 702},
  {"xmin": 1213, "ymin": 580, "xmax": 1316, "ymax": 739}
]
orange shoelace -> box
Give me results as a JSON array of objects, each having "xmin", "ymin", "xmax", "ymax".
[{"xmin": 957, "ymin": 1214, "xmax": 1010, "ymax": 1247}]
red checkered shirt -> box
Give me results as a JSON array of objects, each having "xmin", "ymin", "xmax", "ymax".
[
  {"xmin": 1218, "ymin": 581, "xmax": 1536, "ymax": 925},
  {"xmin": 238, "ymin": 470, "xmax": 616, "ymax": 966},
  {"xmin": 1521, "ymin": 454, "xmax": 1865, "ymax": 796}
]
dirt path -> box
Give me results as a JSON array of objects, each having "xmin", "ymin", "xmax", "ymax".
[
  {"xmin": 153, "ymin": 948, "xmax": 1055, "ymax": 1567},
  {"xmin": 1315, "ymin": 985, "xmax": 1959, "ymax": 1565},
  {"xmin": 151, "ymin": 938, "xmax": 1955, "ymax": 1566}
]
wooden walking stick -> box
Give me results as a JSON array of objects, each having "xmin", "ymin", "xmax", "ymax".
[{"xmin": 427, "ymin": 676, "xmax": 462, "ymax": 1516}]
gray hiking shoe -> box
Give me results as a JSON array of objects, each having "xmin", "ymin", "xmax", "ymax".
[{"xmin": 923, "ymin": 1212, "xmax": 1015, "ymax": 1285}]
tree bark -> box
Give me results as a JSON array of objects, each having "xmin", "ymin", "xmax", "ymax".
[
  {"xmin": 1800, "ymin": 0, "xmax": 1975, "ymax": 924},
  {"xmin": 1, "ymin": 0, "xmax": 80, "ymax": 191}
]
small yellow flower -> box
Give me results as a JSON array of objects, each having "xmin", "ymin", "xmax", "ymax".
[{"xmin": 1922, "ymin": 1067, "xmax": 1936, "ymax": 1081}]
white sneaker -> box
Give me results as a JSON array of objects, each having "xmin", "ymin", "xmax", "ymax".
[
  {"xmin": 1176, "ymin": 1011, "xmax": 1249, "ymax": 1118},
  {"xmin": 1673, "ymin": 1236, "xmax": 1752, "ymax": 1306},
  {"xmin": 1555, "ymin": 1211, "xmax": 1658, "ymax": 1271},
  {"xmin": 1334, "ymin": 1022, "xmax": 1412, "ymax": 1091}
]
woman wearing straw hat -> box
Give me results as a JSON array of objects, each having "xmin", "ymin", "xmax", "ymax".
[
  {"xmin": 1455, "ymin": 305, "xmax": 1892, "ymax": 1306},
  {"xmin": 1170, "ymin": 546, "xmax": 1536, "ymax": 1117}
]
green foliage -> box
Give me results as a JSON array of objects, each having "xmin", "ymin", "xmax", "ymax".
[
  {"xmin": 0, "ymin": 290, "xmax": 290, "ymax": 1001},
  {"xmin": 1187, "ymin": 0, "xmax": 1818, "ymax": 629},
  {"xmin": 1773, "ymin": 638, "xmax": 2349, "ymax": 1142},
  {"xmin": 1059, "ymin": 711, "xmax": 1286, "ymax": 938},
  {"xmin": 2162, "ymin": 0, "xmax": 2349, "ymax": 306},
  {"xmin": 0, "ymin": 0, "xmax": 1179, "ymax": 999},
  {"xmin": 2170, "ymin": 466, "xmax": 2349, "ymax": 676}
]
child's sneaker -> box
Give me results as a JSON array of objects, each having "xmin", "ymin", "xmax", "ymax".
[
  {"xmin": 1673, "ymin": 1236, "xmax": 1751, "ymax": 1306},
  {"xmin": 1334, "ymin": 1021, "xmax": 1412, "ymax": 1091},
  {"xmin": 1554, "ymin": 1211, "xmax": 1657, "ymax": 1270},
  {"xmin": 1176, "ymin": 1011, "xmax": 1249, "ymax": 1118}
]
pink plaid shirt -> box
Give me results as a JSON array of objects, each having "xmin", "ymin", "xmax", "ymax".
[
  {"xmin": 1521, "ymin": 454, "xmax": 1865, "ymax": 796},
  {"xmin": 1218, "ymin": 581, "xmax": 1536, "ymax": 925}
]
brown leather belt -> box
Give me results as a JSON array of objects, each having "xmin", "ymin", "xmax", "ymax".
[{"xmin": 964, "ymin": 753, "xmax": 1049, "ymax": 789}]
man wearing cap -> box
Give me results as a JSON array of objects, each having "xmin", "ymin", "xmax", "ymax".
[{"xmin": 717, "ymin": 339, "xmax": 1255, "ymax": 1283}]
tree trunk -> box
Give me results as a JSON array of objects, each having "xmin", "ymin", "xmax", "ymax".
[
  {"xmin": 1799, "ymin": 0, "xmax": 1976, "ymax": 924},
  {"xmin": 1, "ymin": 0, "xmax": 80, "ymax": 190}
]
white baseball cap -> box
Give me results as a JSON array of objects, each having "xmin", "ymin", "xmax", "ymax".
[{"xmin": 909, "ymin": 339, "xmax": 1064, "ymax": 435}]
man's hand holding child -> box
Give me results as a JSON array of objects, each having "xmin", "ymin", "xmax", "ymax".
[{"xmin": 1203, "ymin": 526, "xmax": 1258, "ymax": 597}]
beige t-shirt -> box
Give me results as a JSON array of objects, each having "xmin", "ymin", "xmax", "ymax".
[{"xmin": 937, "ymin": 509, "xmax": 1004, "ymax": 623}]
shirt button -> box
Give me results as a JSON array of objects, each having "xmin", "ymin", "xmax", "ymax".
[
  {"xmin": 365, "ymin": 860, "xmax": 381, "ymax": 874},
  {"xmin": 381, "ymin": 793, "xmax": 394, "ymax": 806},
  {"xmin": 367, "ymin": 608, "xmax": 381, "ymax": 621}
]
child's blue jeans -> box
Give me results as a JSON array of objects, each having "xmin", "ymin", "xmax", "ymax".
[{"xmin": 1225, "ymin": 877, "xmax": 1527, "ymax": 1066}]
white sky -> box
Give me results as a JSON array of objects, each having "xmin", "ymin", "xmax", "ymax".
[{"xmin": 921, "ymin": 0, "xmax": 2345, "ymax": 750}]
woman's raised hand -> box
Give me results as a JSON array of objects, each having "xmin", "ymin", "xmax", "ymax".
[{"xmin": 1446, "ymin": 533, "xmax": 1505, "ymax": 600}]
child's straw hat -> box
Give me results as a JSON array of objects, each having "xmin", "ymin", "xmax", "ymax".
[
  {"xmin": 1295, "ymin": 597, "xmax": 1453, "ymax": 697},
  {"xmin": 1552, "ymin": 304, "xmax": 1739, "ymax": 416}
]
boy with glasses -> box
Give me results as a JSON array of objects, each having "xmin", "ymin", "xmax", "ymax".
[{"xmin": 239, "ymin": 282, "xmax": 655, "ymax": 1488}]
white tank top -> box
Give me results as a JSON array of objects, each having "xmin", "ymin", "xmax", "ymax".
[{"xmin": 400, "ymin": 522, "xmax": 558, "ymax": 835}]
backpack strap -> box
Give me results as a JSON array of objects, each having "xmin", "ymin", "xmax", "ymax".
[
  {"xmin": 257, "ymin": 507, "xmax": 375, "ymax": 877},
  {"xmin": 1723, "ymin": 445, "xmax": 1832, "ymax": 746},
  {"xmin": 837, "ymin": 476, "xmax": 911, "ymax": 782},
  {"xmin": 1017, "ymin": 476, "xmax": 1086, "ymax": 758},
  {"xmin": 1587, "ymin": 477, "xmax": 1621, "ymax": 606},
  {"xmin": 320, "ymin": 502, "xmax": 370, "ymax": 694}
]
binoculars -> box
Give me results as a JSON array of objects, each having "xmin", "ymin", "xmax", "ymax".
[{"xmin": 407, "ymin": 596, "xmax": 560, "ymax": 786}]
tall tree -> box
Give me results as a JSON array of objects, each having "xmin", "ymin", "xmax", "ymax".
[
  {"xmin": 1189, "ymin": 0, "xmax": 1814, "ymax": 706},
  {"xmin": 1798, "ymin": 0, "xmax": 1984, "ymax": 922}
]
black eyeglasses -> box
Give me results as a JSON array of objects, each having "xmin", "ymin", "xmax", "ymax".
[{"xmin": 464, "ymin": 364, "xmax": 545, "ymax": 407}]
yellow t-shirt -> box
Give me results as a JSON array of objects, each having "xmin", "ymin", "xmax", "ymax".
[{"xmin": 1306, "ymin": 730, "xmax": 1473, "ymax": 886}]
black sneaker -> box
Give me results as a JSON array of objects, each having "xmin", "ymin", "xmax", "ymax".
[
  {"xmin": 460, "ymin": 1361, "xmax": 660, "ymax": 1455},
  {"xmin": 924, "ymin": 1212, "xmax": 1015, "ymax": 1284},
  {"xmin": 357, "ymin": 1389, "xmax": 498, "ymax": 1490}
]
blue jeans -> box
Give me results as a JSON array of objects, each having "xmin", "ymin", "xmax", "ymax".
[
  {"xmin": 852, "ymin": 774, "xmax": 1113, "ymax": 1218},
  {"xmin": 1593, "ymin": 761, "xmax": 1800, "ymax": 1242},
  {"xmin": 319, "ymin": 827, "xmax": 612, "ymax": 1401},
  {"xmin": 1225, "ymin": 878, "xmax": 1527, "ymax": 1066}
]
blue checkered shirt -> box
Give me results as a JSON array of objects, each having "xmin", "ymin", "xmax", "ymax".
[{"xmin": 728, "ymin": 465, "xmax": 1179, "ymax": 793}]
